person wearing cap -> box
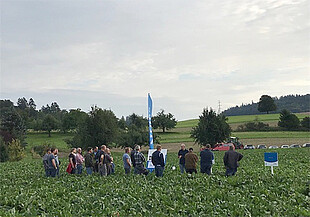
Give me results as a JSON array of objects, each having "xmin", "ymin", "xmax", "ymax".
[
  {"xmin": 223, "ymin": 146, "xmax": 243, "ymax": 176},
  {"xmin": 133, "ymin": 145, "xmax": 149, "ymax": 175},
  {"xmin": 178, "ymin": 143, "xmax": 188, "ymax": 174},
  {"xmin": 184, "ymin": 148, "xmax": 198, "ymax": 174},
  {"xmin": 200, "ymin": 144, "xmax": 214, "ymax": 175},
  {"xmin": 152, "ymin": 145, "xmax": 165, "ymax": 177}
]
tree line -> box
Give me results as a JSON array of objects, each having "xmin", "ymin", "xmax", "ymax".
[
  {"xmin": 0, "ymin": 97, "xmax": 177, "ymax": 162},
  {"xmin": 223, "ymin": 94, "xmax": 310, "ymax": 116},
  {"xmin": 233, "ymin": 95, "xmax": 309, "ymax": 131}
]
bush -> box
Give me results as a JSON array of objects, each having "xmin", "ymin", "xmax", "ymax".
[
  {"xmin": 278, "ymin": 109, "xmax": 300, "ymax": 130},
  {"xmin": 301, "ymin": 117, "xmax": 310, "ymax": 130},
  {"xmin": 236, "ymin": 121, "xmax": 270, "ymax": 132},
  {"xmin": 32, "ymin": 143, "xmax": 52, "ymax": 157},
  {"xmin": 8, "ymin": 139, "xmax": 25, "ymax": 161},
  {"xmin": 0, "ymin": 138, "xmax": 9, "ymax": 162}
]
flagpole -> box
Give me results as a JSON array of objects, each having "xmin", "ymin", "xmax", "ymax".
[{"xmin": 148, "ymin": 93, "xmax": 154, "ymax": 149}]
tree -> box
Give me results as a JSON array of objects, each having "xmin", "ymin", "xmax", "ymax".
[
  {"xmin": 278, "ymin": 109, "xmax": 300, "ymax": 130},
  {"xmin": 50, "ymin": 102, "xmax": 61, "ymax": 113},
  {"xmin": 41, "ymin": 104, "xmax": 51, "ymax": 114},
  {"xmin": 67, "ymin": 106, "xmax": 119, "ymax": 149},
  {"xmin": 126, "ymin": 113, "xmax": 148, "ymax": 129},
  {"xmin": 29, "ymin": 119, "xmax": 43, "ymax": 131},
  {"xmin": 191, "ymin": 108, "xmax": 231, "ymax": 147},
  {"xmin": 118, "ymin": 113, "xmax": 150, "ymax": 149},
  {"xmin": 28, "ymin": 98, "xmax": 36, "ymax": 110},
  {"xmin": 60, "ymin": 109, "xmax": 87, "ymax": 133},
  {"xmin": 0, "ymin": 101, "xmax": 26, "ymax": 144},
  {"xmin": 0, "ymin": 137, "xmax": 9, "ymax": 162},
  {"xmin": 0, "ymin": 100, "xmax": 14, "ymax": 108},
  {"xmin": 119, "ymin": 124, "xmax": 149, "ymax": 149},
  {"xmin": 118, "ymin": 116, "xmax": 127, "ymax": 130},
  {"xmin": 301, "ymin": 117, "xmax": 310, "ymax": 130},
  {"xmin": 152, "ymin": 109, "xmax": 177, "ymax": 133},
  {"xmin": 258, "ymin": 95, "xmax": 277, "ymax": 114},
  {"xmin": 17, "ymin": 97, "xmax": 29, "ymax": 110},
  {"xmin": 42, "ymin": 114, "xmax": 59, "ymax": 137}
]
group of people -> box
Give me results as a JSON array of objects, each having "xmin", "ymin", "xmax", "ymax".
[
  {"xmin": 43, "ymin": 148, "xmax": 60, "ymax": 177},
  {"xmin": 178, "ymin": 143, "xmax": 243, "ymax": 176},
  {"xmin": 43, "ymin": 143, "xmax": 243, "ymax": 178},
  {"xmin": 67, "ymin": 145, "xmax": 115, "ymax": 176}
]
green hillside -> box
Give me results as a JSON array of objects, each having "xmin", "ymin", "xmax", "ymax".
[
  {"xmin": 157, "ymin": 113, "xmax": 310, "ymax": 147},
  {"xmin": 177, "ymin": 113, "xmax": 309, "ymax": 128},
  {"xmin": 25, "ymin": 113, "xmax": 310, "ymax": 152}
]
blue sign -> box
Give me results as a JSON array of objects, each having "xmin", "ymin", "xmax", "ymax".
[
  {"xmin": 264, "ymin": 152, "xmax": 278, "ymax": 166},
  {"xmin": 148, "ymin": 93, "xmax": 154, "ymax": 149}
]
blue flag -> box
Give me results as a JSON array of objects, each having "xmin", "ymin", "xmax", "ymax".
[{"xmin": 148, "ymin": 93, "xmax": 154, "ymax": 149}]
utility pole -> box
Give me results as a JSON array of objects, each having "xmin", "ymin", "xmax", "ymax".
[{"xmin": 218, "ymin": 100, "xmax": 221, "ymax": 115}]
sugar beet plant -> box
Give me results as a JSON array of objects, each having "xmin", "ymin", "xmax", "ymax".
[{"xmin": 0, "ymin": 148, "xmax": 309, "ymax": 216}]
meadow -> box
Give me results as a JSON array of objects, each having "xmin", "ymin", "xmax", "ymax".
[
  {"xmin": 175, "ymin": 113, "xmax": 309, "ymax": 128},
  {"xmin": 0, "ymin": 149, "xmax": 309, "ymax": 216},
  {"xmin": 1, "ymin": 113, "xmax": 310, "ymax": 216},
  {"xmin": 24, "ymin": 113, "xmax": 310, "ymax": 153},
  {"xmin": 156, "ymin": 113, "xmax": 310, "ymax": 148}
]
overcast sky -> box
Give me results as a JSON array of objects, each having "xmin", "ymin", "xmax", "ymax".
[{"xmin": 1, "ymin": 0, "xmax": 309, "ymax": 120}]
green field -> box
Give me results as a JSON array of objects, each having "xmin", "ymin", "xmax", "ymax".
[
  {"xmin": 2, "ymin": 113, "xmax": 310, "ymax": 216},
  {"xmin": 177, "ymin": 113, "xmax": 309, "ymax": 128},
  {"xmin": 24, "ymin": 113, "xmax": 310, "ymax": 152},
  {"xmin": 0, "ymin": 149, "xmax": 309, "ymax": 216},
  {"xmin": 232, "ymin": 131, "xmax": 310, "ymax": 139},
  {"xmin": 26, "ymin": 132, "xmax": 73, "ymax": 152},
  {"xmin": 157, "ymin": 113, "xmax": 310, "ymax": 147}
]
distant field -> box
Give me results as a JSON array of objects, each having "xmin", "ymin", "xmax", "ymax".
[
  {"xmin": 159, "ymin": 113, "xmax": 310, "ymax": 147},
  {"xmin": 25, "ymin": 113, "xmax": 309, "ymax": 152},
  {"xmin": 26, "ymin": 132, "xmax": 73, "ymax": 152},
  {"xmin": 156, "ymin": 131, "xmax": 310, "ymax": 144},
  {"xmin": 177, "ymin": 113, "xmax": 309, "ymax": 128},
  {"xmin": 232, "ymin": 131, "xmax": 310, "ymax": 139}
]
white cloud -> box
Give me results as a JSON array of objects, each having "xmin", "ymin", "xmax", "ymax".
[{"xmin": 1, "ymin": 0, "xmax": 309, "ymax": 119}]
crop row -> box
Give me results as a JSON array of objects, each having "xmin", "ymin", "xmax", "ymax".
[{"xmin": 0, "ymin": 149, "xmax": 309, "ymax": 216}]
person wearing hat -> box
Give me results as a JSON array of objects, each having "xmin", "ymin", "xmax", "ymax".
[{"xmin": 133, "ymin": 145, "xmax": 149, "ymax": 175}]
